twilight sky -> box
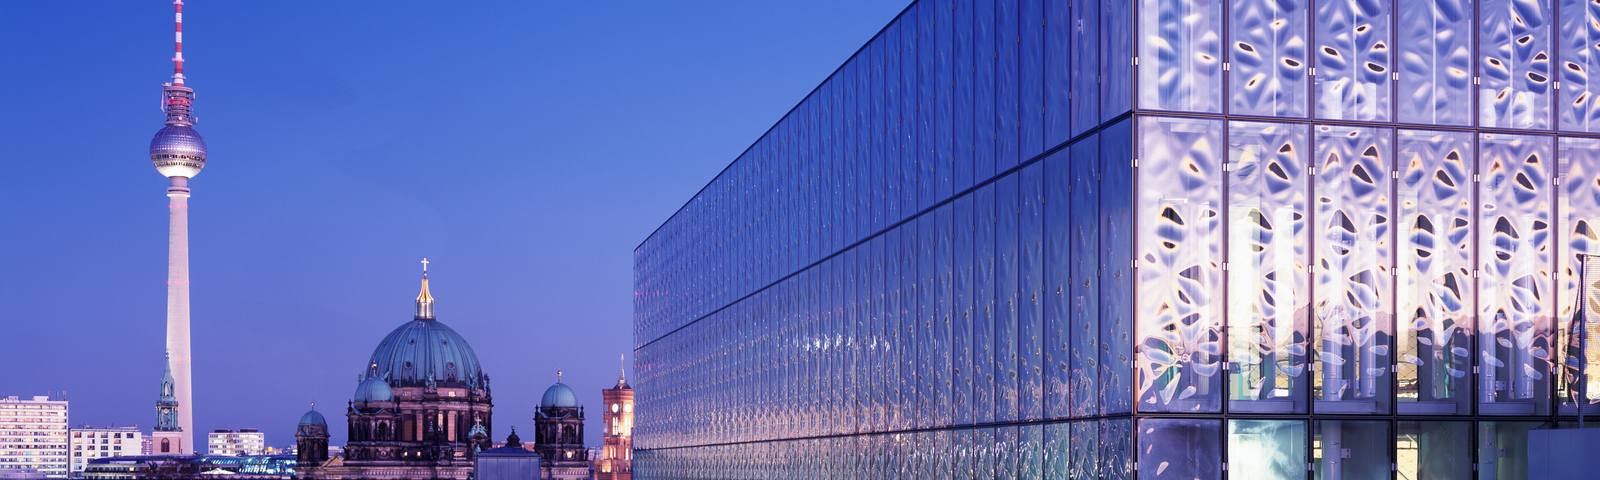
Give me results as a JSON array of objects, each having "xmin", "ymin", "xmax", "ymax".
[{"xmin": 0, "ymin": 1, "xmax": 908, "ymax": 449}]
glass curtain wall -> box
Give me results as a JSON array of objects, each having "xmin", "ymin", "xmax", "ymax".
[{"xmin": 634, "ymin": 0, "xmax": 1600, "ymax": 478}]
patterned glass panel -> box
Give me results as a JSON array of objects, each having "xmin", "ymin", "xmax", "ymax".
[
  {"xmin": 1559, "ymin": 137, "xmax": 1600, "ymax": 412},
  {"xmin": 1396, "ymin": 0, "xmax": 1473, "ymax": 126},
  {"xmin": 1099, "ymin": 418, "xmax": 1132, "ymax": 480},
  {"xmin": 1101, "ymin": 119, "xmax": 1136, "ymax": 415},
  {"xmin": 1478, "ymin": 133, "xmax": 1554, "ymax": 416},
  {"xmin": 1479, "ymin": 0, "xmax": 1552, "ymax": 129},
  {"xmin": 1312, "ymin": 0, "xmax": 1390, "ymax": 121},
  {"xmin": 1045, "ymin": 148, "xmax": 1074, "ymax": 419},
  {"xmin": 1136, "ymin": 116, "xmax": 1225, "ymax": 413},
  {"xmin": 1069, "ymin": 420, "xmax": 1098, "ymax": 480},
  {"xmin": 1137, "ymin": 0, "xmax": 1224, "ymax": 113},
  {"xmin": 1395, "ymin": 129, "xmax": 1474, "ymax": 415},
  {"xmin": 1072, "ymin": 138, "xmax": 1103, "ymax": 417},
  {"xmin": 1559, "ymin": 0, "xmax": 1600, "ymax": 132},
  {"xmin": 1043, "ymin": 422, "xmax": 1068, "ymax": 479},
  {"xmin": 1313, "ymin": 420, "xmax": 1390, "ymax": 478},
  {"xmin": 1136, "ymin": 418, "xmax": 1221, "ymax": 479},
  {"xmin": 1227, "ymin": 420, "xmax": 1307, "ymax": 480},
  {"xmin": 1396, "ymin": 421, "xmax": 1472, "ymax": 479},
  {"xmin": 1228, "ymin": 0, "xmax": 1308, "ymax": 117},
  {"xmin": 1227, "ymin": 121, "xmax": 1311, "ymax": 414},
  {"xmin": 1311, "ymin": 125, "xmax": 1393, "ymax": 414}
]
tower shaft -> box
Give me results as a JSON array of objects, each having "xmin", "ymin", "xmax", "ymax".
[{"xmin": 165, "ymin": 179, "xmax": 193, "ymax": 453}]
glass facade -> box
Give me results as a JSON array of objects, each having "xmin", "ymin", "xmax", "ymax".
[{"xmin": 633, "ymin": 0, "xmax": 1600, "ymax": 477}]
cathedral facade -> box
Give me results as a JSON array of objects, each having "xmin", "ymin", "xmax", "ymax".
[
  {"xmin": 298, "ymin": 266, "xmax": 493, "ymax": 480},
  {"xmin": 533, "ymin": 375, "xmax": 587, "ymax": 480}
]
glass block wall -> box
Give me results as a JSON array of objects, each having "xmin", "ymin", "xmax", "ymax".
[{"xmin": 633, "ymin": 0, "xmax": 1600, "ymax": 478}]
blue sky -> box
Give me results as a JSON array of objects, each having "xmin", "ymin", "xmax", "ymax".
[{"xmin": 0, "ymin": 0, "xmax": 908, "ymax": 449}]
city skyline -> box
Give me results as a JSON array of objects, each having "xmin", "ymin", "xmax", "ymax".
[{"xmin": 0, "ymin": 0, "xmax": 909, "ymax": 451}]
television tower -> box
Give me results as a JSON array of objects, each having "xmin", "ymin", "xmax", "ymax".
[{"xmin": 149, "ymin": 0, "xmax": 205, "ymax": 453}]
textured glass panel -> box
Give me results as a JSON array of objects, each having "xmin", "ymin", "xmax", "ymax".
[
  {"xmin": 888, "ymin": 22, "xmax": 906, "ymax": 227},
  {"xmin": 919, "ymin": 214, "xmax": 937, "ymax": 428},
  {"xmin": 1479, "ymin": 0, "xmax": 1552, "ymax": 129},
  {"xmin": 1396, "ymin": 0, "xmax": 1473, "ymax": 126},
  {"xmin": 1136, "ymin": 418, "xmax": 1221, "ymax": 479},
  {"xmin": 997, "ymin": 426, "xmax": 1018, "ymax": 480},
  {"xmin": 1020, "ymin": 425, "xmax": 1043, "ymax": 480},
  {"xmin": 976, "ymin": 184, "xmax": 998, "ymax": 423},
  {"xmin": 1101, "ymin": 0, "xmax": 1134, "ymax": 121},
  {"xmin": 1311, "ymin": 125, "xmax": 1393, "ymax": 415},
  {"xmin": 1396, "ymin": 421, "xmax": 1472, "ymax": 480},
  {"xmin": 997, "ymin": 174, "xmax": 1022, "ymax": 422},
  {"xmin": 1072, "ymin": 137, "xmax": 1103, "ymax": 417},
  {"xmin": 1045, "ymin": 147, "xmax": 1074, "ymax": 419},
  {"xmin": 976, "ymin": 427, "xmax": 996, "ymax": 480},
  {"xmin": 1044, "ymin": 422, "xmax": 1069, "ymax": 479},
  {"xmin": 997, "ymin": 0, "xmax": 1022, "ymax": 171},
  {"xmin": 1227, "ymin": 121, "xmax": 1311, "ymax": 414},
  {"xmin": 1560, "ymin": 0, "xmax": 1600, "ymax": 132},
  {"xmin": 897, "ymin": 226, "xmax": 915, "ymax": 431},
  {"xmin": 1020, "ymin": 0, "xmax": 1045, "ymax": 160},
  {"xmin": 957, "ymin": 0, "xmax": 977, "ymax": 194},
  {"xmin": 1071, "ymin": 0, "xmax": 1100, "ymax": 136},
  {"xmin": 1311, "ymin": 0, "xmax": 1391, "ymax": 121},
  {"xmin": 1100, "ymin": 418, "xmax": 1133, "ymax": 480},
  {"xmin": 1100, "ymin": 120, "xmax": 1135, "ymax": 415},
  {"xmin": 1135, "ymin": 116, "xmax": 1225, "ymax": 413},
  {"xmin": 1228, "ymin": 0, "xmax": 1309, "ymax": 117},
  {"xmin": 1069, "ymin": 421, "xmax": 1097, "ymax": 480},
  {"xmin": 937, "ymin": 204, "xmax": 955, "ymax": 427},
  {"xmin": 1479, "ymin": 133, "xmax": 1554, "ymax": 416},
  {"xmin": 919, "ymin": 2, "xmax": 938, "ymax": 211},
  {"xmin": 1020, "ymin": 164, "xmax": 1047, "ymax": 420},
  {"xmin": 1045, "ymin": 0, "xmax": 1072, "ymax": 147},
  {"xmin": 956, "ymin": 195, "xmax": 976, "ymax": 425},
  {"xmin": 937, "ymin": 0, "xmax": 956, "ymax": 202},
  {"xmin": 1558, "ymin": 137, "xmax": 1600, "ymax": 412},
  {"xmin": 1484, "ymin": 421, "xmax": 1557, "ymax": 479},
  {"xmin": 1312, "ymin": 421, "xmax": 1389, "ymax": 479},
  {"xmin": 1137, "ymin": 0, "xmax": 1223, "ymax": 113},
  {"xmin": 954, "ymin": 429, "xmax": 973, "ymax": 480},
  {"xmin": 904, "ymin": 11, "xmax": 921, "ymax": 220},
  {"xmin": 976, "ymin": 0, "xmax": 998, "ymax": 183},
  {"xmin": 1228, "ymin": 420, "xmax": 1307, "ymax": 480},
  {"xmin": 873, "ymin": 237, "xmax": 889, "ymax": 432},
  {"xmin": 1396, "ymin": 129, "xmax": 1474, "ymax": 415}
]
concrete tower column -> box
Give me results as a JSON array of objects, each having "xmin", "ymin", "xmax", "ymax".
[{"xmin": 166, "ymin": 175, "xmax": 194, "ymax": 452}]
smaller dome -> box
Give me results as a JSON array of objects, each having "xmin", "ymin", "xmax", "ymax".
[
  {"xmin": 150, "ymin": 125, "xmax": 208, "ymax": 178},
  {"xmin": 299, "ymin": 410, "xmax": 327, "ymax": 427},
  {"xmin": 540, "ymin": 382, "xmax": 577, "ymax": 408},
  {"xmin": 353, "ymin": 377, "xmax": 394, "ymax": 404}
]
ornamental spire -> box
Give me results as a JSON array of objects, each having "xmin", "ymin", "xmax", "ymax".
[{"xmin": 415, "ymin": 258, "xmax": 434, "ymax": 319}]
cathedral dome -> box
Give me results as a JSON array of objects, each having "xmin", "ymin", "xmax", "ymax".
[
  {"xmin": 367, "ymin": 319, "xmax": 483, "ymax": 389},
  {"xmin": 299, "ymin": 409, "xmax": 327, "ymax": 427},
  {"xmin": 352, "ymin": 377, "xmax": 394, "ymax": 403},
  {"xmin": 540, "ymin": 381, "xmax": 577, "ymax": 408}
]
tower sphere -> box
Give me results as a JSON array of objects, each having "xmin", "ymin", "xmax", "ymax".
[{"xmin": 150, "ymin": 125, "xmax": 208, "ymax": 178}]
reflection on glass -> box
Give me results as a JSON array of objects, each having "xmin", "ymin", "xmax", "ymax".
[
  {"xmin": 1396, "ymin": 129, "xmax": 1474, "ymax": 415},
  {"xmin": 1070, "ymin": 421, "xmax": 1097, "ymax": 480},
  {"xmin": 1479, "ymin": 0, "xmax": 1552, "ymax": 129},
  {"xmin": 1229, "ymin": 0, "xmax": 1308, "ymax": 117},
  {"xmin": 1228, "ymin": 420, "xmax": 1306, "ymax": 480},
  {"xmin": 1312, "ymin": 125, "xmax": 1393, "ymax": 414},
  {"xmin": 1313, "ymin": 0, "xmax": 1390, "ymax": 121},
  {"xmin": 1396, "ymin": 421, "xmax": 1471, "ymax": 480},
  {"xmin": 1072, "ymin": 138, "xmax": 1102, "ymax": 418},
  {"xmin": 1043, "ymin": 422, "xmax": 1069, "ymax": 479},
  {"xmin": 1138, "ymin": 0, "xmax": 1223, "ymax": 113},
  {"xmin": 1137, "ymin": 418, "xmax": 1221, "ymax": 479},
  {"xmin": 1559, "ymin": 0, "xmax": 1600, "ymax": 132},
  {"xmin": 1100, "ymin": 418, "xmax": 1133, "ymax": 479},
  {"xmin": 1479, "ymin": 421, "xmax": 1541, "ymax": 479},
  {"xmin": 1396, "ymin": 0, "xmax": 1473, "ymax": 126},
  {"xmin": 1136, "ymin": 117, "xmax": 1225, "ymax": 413},
  {"xmin": 1100, "ymin": 120, "xmax": 1136, "ymax": 415},
  {"xmin": 1479, "ymin": 134, "xmax": 1554, "ymax": 416},
  {"xmin": 1560, "ymin": 138, "xmax": 1600, "ymax": 413},
  {"xmin": 1227, "ymin": 121, "xmax": 1310, "ymax": 414},
  {"xmin": 1312, "ymin": 421, "xmax": 1387, "ymax": 480}
]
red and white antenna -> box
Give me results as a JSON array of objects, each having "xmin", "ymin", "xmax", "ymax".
[{"xmin": 172, "ymin": 0, "xmax": 185, "ymax": 85}]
